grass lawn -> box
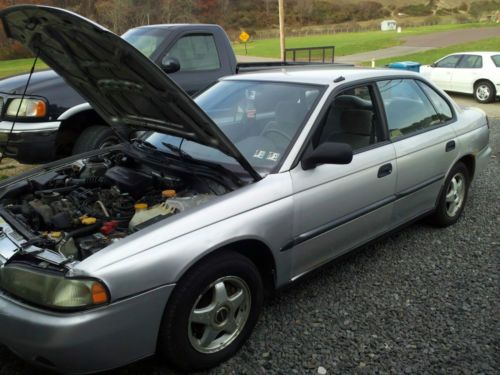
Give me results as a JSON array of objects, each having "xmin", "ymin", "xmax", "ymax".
[
  {"xmin": 363, "ymin": 36, "xmax": 500, "ymax": 66},
  {"xmin": 233, "ymin": 22, "xmax": 497, "ymax": 58},
  {"xmin": 0, "ymin": 58, "xmax": 47, "ymax": 79}
]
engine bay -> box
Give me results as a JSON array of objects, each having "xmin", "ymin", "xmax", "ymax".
[{"xmin": 0, "ymin": 151, "xmax": 227, "ymax": 263}]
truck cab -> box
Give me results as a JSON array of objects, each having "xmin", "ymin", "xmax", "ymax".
[{"xmin": 0, "ymin": 24, "xmax": 238, "ymax": 163}]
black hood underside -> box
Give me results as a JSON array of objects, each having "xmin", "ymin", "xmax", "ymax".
[{"xmin": 0, "ymin": 5, "xmax": 260, "ymax": 181}]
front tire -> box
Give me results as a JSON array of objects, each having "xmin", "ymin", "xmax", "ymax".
[
  {"xmin": 429, "ymin": 162, "xmax": 469, "ymax": 227},
  {"xmin": 474, "ymin": 81, "xmax": 495, "ymax": 103},
  {"xmin": 72, "ymin": 125, "xmax": 120, "ymax": 154},
  {"xmin": 158, "ymin": 252, "xmax": 263, "ymax": 372}
]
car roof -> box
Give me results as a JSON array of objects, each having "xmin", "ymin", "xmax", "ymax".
[
  {"xmin": 223, "ymin": 67, "xmax": 420, "ymax": 86},
  {"xmin": 447, "ymin": 51, "xmax": 500, "ymax": 56}
]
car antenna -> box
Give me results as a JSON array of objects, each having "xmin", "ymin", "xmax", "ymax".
[{"xmin": 0, "ymin": 49, "xmax": 40, "ymax": 164}]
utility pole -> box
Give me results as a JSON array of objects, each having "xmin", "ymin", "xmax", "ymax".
[{"xmin": 278, "ymin": 0, "xmax": 285, "ymax": 61}]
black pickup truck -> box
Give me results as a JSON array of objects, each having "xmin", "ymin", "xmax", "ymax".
[{"xmin": 0, "ymin": 23, "xmax": 341, "ymax": 163}]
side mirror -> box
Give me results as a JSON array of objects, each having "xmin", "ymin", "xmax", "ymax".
[
  {"xmin": 430, "ymin": 62, "xmax": 437, "ymax": 68},
  {"xmin": 161, "ymin": 57, "xmax": 181, "ymax": 74},
  {"xmin": 302, "ymin": 142, "xmax": 353, "ymax": 170}
]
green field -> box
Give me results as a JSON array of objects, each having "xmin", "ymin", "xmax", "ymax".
[
  {"xmin": 233, "ymin": 22, "xmax": 497, "ymax": 58},
  {"xmin": 364, "ymin": 36, "xmax": 500, "ymax": 66},
  {"xmin": 0, "ymin": 58, "xmax": 48, "ymax": 79}
]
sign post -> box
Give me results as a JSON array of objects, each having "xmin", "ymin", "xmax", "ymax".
[{"xmin": 239, "ymin": 31, "xmax": 250, "ymax": 55}]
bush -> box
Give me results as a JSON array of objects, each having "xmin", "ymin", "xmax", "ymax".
[{"xmin": 398, "ymin": 4, "xmax": 433, "ymax": 16}]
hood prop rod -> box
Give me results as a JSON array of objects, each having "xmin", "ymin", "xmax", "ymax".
[{"xmin": 0, "ymin": 49, "xmax": 40, "ymax": 164}]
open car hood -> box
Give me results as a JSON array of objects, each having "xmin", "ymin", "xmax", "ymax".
[{"xmin": 0, "ymin": 5, "xmax": 260, "ymax": 181}]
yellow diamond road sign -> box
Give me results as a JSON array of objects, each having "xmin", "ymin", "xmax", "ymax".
[{"xmin": 239, "ymin": 31, "xmax": 250, "ymax": 43}]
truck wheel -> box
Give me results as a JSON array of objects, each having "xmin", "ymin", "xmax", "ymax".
[
  {"xmin": 72, "ymin": 125, "xmax": 120, "ymax": 154},
  {"xmin": 158, "ymin": 252, "xmax": 263, "ymax": 372},
  {"xmin": 474, "ymin": 80, "xmax": 495, "ymax": 103},
  {"xmin": 429, "ymin": 162, "xmax": 469, "ymax": 227}
]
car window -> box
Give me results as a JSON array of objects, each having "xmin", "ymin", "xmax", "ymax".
[
  {"xmin": 457, "ymin": 55, "xmax": 482, "ymax": 68},
  {"xmin": 417, "ymin": 81, "xmax": 453, "ymax": 122},
  {"xmin": 165, "ymin": 34, "xmax": 221, "ymax": 72},
  {"xmin": 377, "ymin": 79, "xmax": 442, "ymax": 139},
  {"xmin": 122, "ymin": 28, "xmax": 168, "ymax": 58},
  {"xmin": 491, "ymin": 55, "xmax": 500, "ymax": 67},
  {"xmin": 314, "ymin": 85, "xmax": 384, "ymax": 151},
  {"xmin": 436, "ymin": 55, "xmax": 461, "ymax": 68}
]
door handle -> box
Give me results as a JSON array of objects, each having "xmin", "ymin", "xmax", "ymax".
[
  {"xmin": 446, "ymin": 140, "xmax": 456, "ymax": 152},
  {"xmin": 378, "ymin": 163, "xmax": 392, "ymax": 178}
]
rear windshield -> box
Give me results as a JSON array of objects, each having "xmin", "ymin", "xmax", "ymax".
[{"xmin": 491, "ymin": 55, "xmax": 500, "ymax": 68}]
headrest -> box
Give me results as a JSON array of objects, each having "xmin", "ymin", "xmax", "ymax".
[
  {"xmin": 334, "ymin": 95, "xmax": 373, "ymax": 110},
  {"xmin": 340, "ymin": 109, "xmax": 373, "ymax": 135}
]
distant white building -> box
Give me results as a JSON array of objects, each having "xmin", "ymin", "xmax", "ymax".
[{"xmin": 381, "ymin": 20, "xmax": 397, "ymax": 31}]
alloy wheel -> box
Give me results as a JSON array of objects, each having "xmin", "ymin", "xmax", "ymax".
[{"xmin": 188, "ymin": 276, "xmax": 251, "ymax": 354}]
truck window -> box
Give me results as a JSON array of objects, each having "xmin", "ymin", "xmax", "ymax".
[{"xmin": 165, "ymin": 34, "xmax": 221, "ymax": 72}]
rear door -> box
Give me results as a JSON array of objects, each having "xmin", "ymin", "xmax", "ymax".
[
  {"xmin": 289, "ymin": 84, "xmax": 397, "ymax": 278},
  {"xmin": 451, "ymin": 54, "xmax": 483, "ymax": 93},
  {"xmin": 376, "ymin": 79, "xmax": 457, "ymax": 226}
]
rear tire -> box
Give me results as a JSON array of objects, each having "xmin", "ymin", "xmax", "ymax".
[
  {"xmin": 158, "ymin": 252, "xmax": 263, "ymax": 372},
  {"xmin": 429, "ymin": 162, "xmax": 469, "ymax": 227},
  {"xmin": 474, "ymin": 81, "xmax": 495, "ymax": 103},
  {"xmin": 72, "ymin": 125, "xmax": 120, "ymax": 154}
]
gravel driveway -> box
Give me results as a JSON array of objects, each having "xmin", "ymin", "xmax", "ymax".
[{"xmin": 1, "ymin": 121, "xmax": 498, "ymax": 375}]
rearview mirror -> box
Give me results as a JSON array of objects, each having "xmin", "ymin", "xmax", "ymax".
[
  {"xmin": 161, "ymin": 57, "xmax": 181, "ymax": 74},
  {"xmin": 430, "ymin": 62, "xmax": 437, "ymax": 68},
  {"xmin": 302, "ymin": 142, "xmax": 353, "ymax": 170}
]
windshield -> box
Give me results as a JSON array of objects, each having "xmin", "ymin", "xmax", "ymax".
[
  {"xmin": 143, "ymin": 80, "xmax": 324, "ymax": 174},
  {"xmin": 122, "ymin": 28, "xmax": 166, "ymax": 58}
]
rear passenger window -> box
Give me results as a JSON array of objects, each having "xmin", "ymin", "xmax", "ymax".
[
  {"xmin": 457, "ymin": 55, "xmax": 482, "ymax": 68},
  {"xmin": 315, "ymin": 85, "xmax": 384, "ymax": 151},
  {"xmin": 377, "ymin": 79, "xmax": 442, "ymax": 139},
  {"xmin": 491, "ymin": 55, "xmax": 500, "ymax": 67},
  {"xmin": 417, "ymin": 81, "xmax": 453, "ymax": 122}
]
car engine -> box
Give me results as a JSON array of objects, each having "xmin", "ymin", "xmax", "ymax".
[{"xmin": 0, "ymin": 151, "xmax": 223, "ymax": 261}]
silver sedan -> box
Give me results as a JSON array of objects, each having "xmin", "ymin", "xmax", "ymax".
[{"xmin": 0, "ymin": 6, "xmax": 491, "ymax": 374}]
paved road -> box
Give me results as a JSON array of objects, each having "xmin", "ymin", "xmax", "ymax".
[
  {"xmin": 450, "ymin": 93, "xmax": 500, "ymax": 118},
  {"xmin": 336, "ymin": 26, "xmax": 500, "ymax": 64}
]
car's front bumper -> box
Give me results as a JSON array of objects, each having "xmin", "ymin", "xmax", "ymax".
[
  {"xmin": 0, "ymin": 284, "xmax": 174, "ymax": 374},
  {"xmin": 0, "ymin": 120, "xmax": 61, "ymax": 164}
]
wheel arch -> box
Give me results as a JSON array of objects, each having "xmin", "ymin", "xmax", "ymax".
[
  {"xmin": 177, "ymin": 238, "xmax": 277, "ymax": 294},
  {"xmin": 55, "ymin": 107, "xmax": 107, "ymax": 157},
  {"xmin": 457, "ymin": 154, "xmax": 475, "ymax": 181},
  {"xmin": 473, "ymin": 78, "xmax": 496, "ymax": 93}
]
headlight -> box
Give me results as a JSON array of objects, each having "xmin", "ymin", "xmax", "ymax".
[
  {"xmin": 0, "ymin": 265, "xmax": 109, "ymax": 310},
  {"xmin": 6, "ymin": 98, "xmax": 47, "ymax": 118}
]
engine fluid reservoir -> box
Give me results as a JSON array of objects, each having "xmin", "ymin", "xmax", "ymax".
[
  {"xmin": 165, "ymin": 194, "xmax": 213, "ymax": 212},
  {"xmin": 129, "ymin": 202, "xmax": 176, "ymax": 231}
]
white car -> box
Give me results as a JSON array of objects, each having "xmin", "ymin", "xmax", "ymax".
[{"xmin": 420, "ymin": 52, "xmax": 500, "ymax": 103}]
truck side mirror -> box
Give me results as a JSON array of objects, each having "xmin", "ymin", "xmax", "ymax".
[
  {"xmin": 161, "ymin": 57, "xmax": 181, "ymax": 74},
  {"xmin": 302, "ymin": 142, "xmax": 353, "ymax": 170}
]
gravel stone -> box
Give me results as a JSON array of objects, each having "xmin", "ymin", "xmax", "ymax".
[{"xmin": 0, "ymin": 120, "xmax": 498, "ymax": 374}]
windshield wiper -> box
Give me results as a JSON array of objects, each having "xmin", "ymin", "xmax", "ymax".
[
  {"xmin": 132, "ymin": 138, "xmax": 158, "ymax": 150},
  {"xmin": 161, "ymin": 142, "xmax": 194, "ymax": 160}
]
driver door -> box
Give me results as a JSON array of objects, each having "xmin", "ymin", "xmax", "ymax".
[
  {"xmin": 288, "ymin": 84, "xmax": 397, "ymax": 278},
  {"xmin": 428, "ymin": 54, "xmax": 462, "ymax": 90}
]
